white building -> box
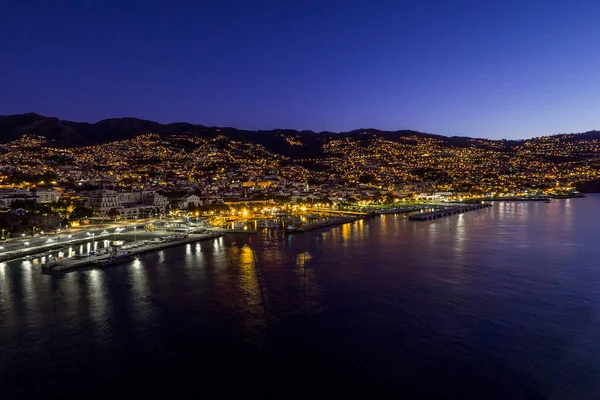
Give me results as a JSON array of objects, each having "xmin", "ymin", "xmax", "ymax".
[
  {"xmin": 86, "ymin": 190, "xmax": 121, "ymax": 215},
  {"xmin": 85, "ymin": 190, "xmax": 169, "ymax": 217},
  {"xmin": 177, "ymin": 194, "xmax": 202, "ymax": 209},
  {"xmin": 141, "ymin": 191, "xmax": 169, "ymax": 209},
  {"xmin": 33, "ymin": 187, "xmax": 62, "ymax": 203},
  {"xmin": 0, "ymin": 188, "xmax": 40, "ymax": 209}
]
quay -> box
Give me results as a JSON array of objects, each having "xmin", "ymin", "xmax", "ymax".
[
  {"xmin": 41, "ymin": 232, "xmax": 223, "ymax": 272},
  {"xmin": 220, "ymin": 229, "xmax": 257, "ymax": 234},
  {"xmin": 308, "ymin": 208, "xmax": 370, "ymax": 216},
  {"xmin": 373, "ymin": 206, "xmax": 424, "ymax": 215},
  {"xmin": 0, "ymin": 233, "xmax": 113, "ymax": 263},
  {"xmin": 285, "ymin": 215, "xmax": 364, "ymax": 234},
  {"xmin": 409, "ymin": 203, "xmax": 492, "ymax": 221},
  {"xmin": 481, "ymin": 197, "xmax": 550, "ymax": 203}
]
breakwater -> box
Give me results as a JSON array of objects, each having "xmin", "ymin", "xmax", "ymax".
[
  {"xmin": 373, "ymin": 206, "xmax": 424, "ymax": 215},
  {"xmin": 409, "ymin": 203, "xmax": 492, "ymax": 221},
  {"xmin": 0, "ymin": 234, "xmax": 112, "ymax": 263},
  {"xmin": 41, "ymin": 232, "xmax": 223, "ymax": 272},
  {"xmin": 284, "ymin": 215, "xmax": 364, "ymax": 233}
]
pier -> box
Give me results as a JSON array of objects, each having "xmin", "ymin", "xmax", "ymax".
[
  {"xmin": 284, "ymin": 215, "xmax": 364, "ymax": 233},
  {"xmin": 409, "ymin": 203, "xmax": 492, "ymax": 221},
  {"xmin": 41, "ymin": 232, "xmax": 223, "ymax": 272},
  {"xmin": 220, "ymin": 229, "xmax": 257, "ymax": 234}
]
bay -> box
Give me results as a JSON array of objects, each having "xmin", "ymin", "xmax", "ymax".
[{"xmin": 1, "ymin": 196, "xmax": 600, "ymax": 399}]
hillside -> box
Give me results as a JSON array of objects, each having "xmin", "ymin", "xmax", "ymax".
[{"xmin": 2, "ymin": 113, "xmax": 600, "ymax": 193}]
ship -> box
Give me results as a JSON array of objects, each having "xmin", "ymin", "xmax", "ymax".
[{"xmin": 41, "ymin": 246, "xmax": 133, "ymax": 272}]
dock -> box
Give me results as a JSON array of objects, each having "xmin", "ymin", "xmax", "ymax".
[
  {"xmin": 220, "ymin": 229, "xmax": 257, "ymax": 234},
  {"xmin": 481, "ymin": 197, "xmax": 550, "ymax": 203},
  {"xmin": 284, "ymin": 215, "xmax": 364, "ymax": 233},
  {"xmin": 409, "ymin": 203, "xmax": 492, "ymax": 221},
  {"xmin": 373, "ymin": 206, "xmax": 423, "ymax": 215},
  {"xmin": 41, "ymin": 232, "xmax": 223, "ymax": 272}
]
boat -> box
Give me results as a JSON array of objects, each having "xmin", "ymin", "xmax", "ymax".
[
  {"xmin": 72, "ymin": 253, "xmax": 90, "ymax": 260},
  {"xmin": 42, "ymin": 248, "xmax": 134, "ymax": 272},
  {"xmin": 257, "ymin": 220, "xmax": 280, "ymax": 229},
  {"xmin": 233, "ymin": 222, "xmax": 245, "ymax": 230},
  {"xmin": 109, "ymin": 249, "xmax": 132, "ymax": 260},
  {"xmin": 265, "ymin": 220, "xmax": 279, "ymax": 229}
]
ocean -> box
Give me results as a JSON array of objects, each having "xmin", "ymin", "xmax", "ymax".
[{"xmin": 1, "ymin": 196, "xmax": 600, "ymax": 399}]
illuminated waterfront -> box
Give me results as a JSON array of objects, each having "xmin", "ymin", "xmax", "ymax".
[{"xmin": 1, "ymin": 196, "xmax": 600, "ymax": 398}]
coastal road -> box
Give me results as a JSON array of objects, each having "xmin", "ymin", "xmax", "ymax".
[{"xmin": 0, "ymin": 219, "xmax": 162, "ymax": 259}]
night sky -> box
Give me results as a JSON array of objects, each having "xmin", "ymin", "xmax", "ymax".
[{"xmin": 1, "ymin": 0, "xmax": 599, "ymax": 139}]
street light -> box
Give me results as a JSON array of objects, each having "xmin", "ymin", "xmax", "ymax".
[{"xmin": 134, "ymin": 226, "xmax": 137, "ymax": 243}]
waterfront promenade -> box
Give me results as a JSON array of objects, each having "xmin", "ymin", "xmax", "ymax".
[{"xmin": 0, "ymin": 220, "xmax": 161, "ymax": 262}]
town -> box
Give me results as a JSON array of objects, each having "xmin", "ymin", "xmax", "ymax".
[{"xmin": 0, "ymin": 127, "xmax": 598, "ymax": 237}]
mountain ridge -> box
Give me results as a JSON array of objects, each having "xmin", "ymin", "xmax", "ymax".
[{"xmin": 1, "ymin": 113, "xmax": 600, "ymax": 148}]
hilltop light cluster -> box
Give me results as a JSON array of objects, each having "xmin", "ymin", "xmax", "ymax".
[{"xmin": 0, "ymin": 131, "xmax": 598, "ymax": 210}]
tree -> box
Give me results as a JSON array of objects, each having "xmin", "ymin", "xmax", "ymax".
[
  {"xmin": 107, "ymin": 208, "xmax": 120, "ymax": 221},
  {"xmin": 70, "ymin": 205, "xmax": 93, "ymax": 220}
]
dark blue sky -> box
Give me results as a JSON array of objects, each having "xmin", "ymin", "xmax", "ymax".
[{"xmin": 1, "ymin": 1, "xmax": 599, "ymax": 139}]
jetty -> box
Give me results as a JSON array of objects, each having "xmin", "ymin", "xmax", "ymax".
[
  {"xmin": 220, "ymin": 229, "xmax": 257, "ymax": 234},
  {"xmin": 373, "ymin": 206, "xmax": 424, "ymax": 215},
  {"xmin": 481, "ymin": 197, "xmax": 550, "ymax": 203},
  {"xmin": 41, "ymin": 232, "xmax": 222, "ymax": 272},
  {"xmin": 284, "ymin": 215, "xmax": 364, "ymax": 233},
  {"xmin": 409, "ymin": 203, "xmax": 492, "ymax": 221}
]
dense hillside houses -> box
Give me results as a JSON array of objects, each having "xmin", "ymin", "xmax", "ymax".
[{"xmin": 0, "ymin": 114, "xmax": 598, "ymax": 205}]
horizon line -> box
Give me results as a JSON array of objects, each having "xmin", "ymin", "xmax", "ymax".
[{"xmin": 2, "ymin": 111, "xmax": 598, "ymax": 142}]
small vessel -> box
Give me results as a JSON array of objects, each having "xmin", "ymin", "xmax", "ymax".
[
  {"xmin": 265, "ymin": 220, "xmax": 279, "ymax": 229},
  {"xmin": 110, "ymin": 249, "xmax": 132, "ymax": 260},
  {"xmin": 72, "ymin": 253, "xmax": 89, "ymax": 259},
  {"xmin": 257, "ymin": 220, "xmax": 280, "ymax": 229}
]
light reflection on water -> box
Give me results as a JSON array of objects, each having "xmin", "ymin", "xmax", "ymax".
[
  {"xmin": 238, "ymin": 245, "xmax": 267, "ymax": 345},
  {"xmin": 0, "ymin": 197, "xmax": 600, "ymax": 398}
]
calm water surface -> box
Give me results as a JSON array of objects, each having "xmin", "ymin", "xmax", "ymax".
[{"xmin": 1, "ymin": 196, "xmax": 600, "ymax": 398}]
